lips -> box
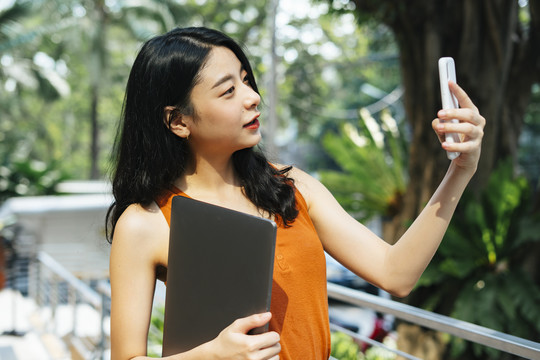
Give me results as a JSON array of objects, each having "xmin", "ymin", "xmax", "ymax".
[{"xmin": 243, "ymin": 115, "xmax": 260, "ymax": 129}]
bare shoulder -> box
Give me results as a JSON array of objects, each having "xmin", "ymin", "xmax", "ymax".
[
  {"xmin": 111, "ymin": 202, "xmax": 169, "ymax": 266},
  {"xmin": 274, "ymin": 163, "xmax": 312, "ymax": 182},
  {"xmin": 274, "ymin": 163, "xmax": 329, "ymax": 208},
  {"xmin": 114, "ymin": 202, "xmax": 167, "ymax": 240}
]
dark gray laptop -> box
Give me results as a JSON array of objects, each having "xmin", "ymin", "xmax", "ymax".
[{"xmin": 162, "ymin": 195, "xmax": 277, "ymax": 356}]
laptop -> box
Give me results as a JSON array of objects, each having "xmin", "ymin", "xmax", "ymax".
[{"xmin": 162, "ymin": 195, "xmax": 277, "ymax": 356}]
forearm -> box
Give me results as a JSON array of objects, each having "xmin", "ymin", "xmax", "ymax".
[
  {"xmin": 113, "ymin": 312, "xmax": 279, "ymax": 360},
  {"xmin": 124, "ymin": 343, "xmax": 212, "ymax": 360},
  {"xmin": 383, "ymin": 163, "xmax": 474, "ymax": 296}
]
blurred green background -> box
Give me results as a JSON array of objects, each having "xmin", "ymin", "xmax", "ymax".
[{"xmin": 1, "ymin": 1, "xmax": 540, "ymax": 359}]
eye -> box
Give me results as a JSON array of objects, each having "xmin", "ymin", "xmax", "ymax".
[
  {"xmin": 242, "ymin": 72, "xmax": 251, "ymax": 87},
  {"xmin": 223, "ymin": 86, "xmax": 235, "ymax": 95}
]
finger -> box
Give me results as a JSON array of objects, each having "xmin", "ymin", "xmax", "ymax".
[
  {"xmin": 442, "ymin": 137, "xmax": 481, "ymax": 154},
  {"xmin": 230, "ymin": 312, "xmax": 272, "ymax": 334},
  {"xmin": 437, "ymin": 120, "xmax": 485, "ymax": 146},
  {"xmin": 437, "ymin": 108, "xmax": 484, "ymax": 127},
  {"xmin": 257, "ymin": 342, "xmax": 281, "ymax": 359},
  {"xmin": 448, "ymin": 81, "xmax": 478, "ymax": 112},
  {"xmin": 432, "ymin": 118, "xmax": 446, "ymax": 144},
  {"xmin": 251, "ymin": 331, "xmax": 280, "ymax": 350},
  {"xmin": 436, "ymin": 121, "xmax": 475, "ymax": 135}
]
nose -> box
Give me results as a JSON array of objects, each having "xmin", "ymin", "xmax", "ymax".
[{"xmin": 243, "ymin": 85, "xmax": 260, "ymax": 110}]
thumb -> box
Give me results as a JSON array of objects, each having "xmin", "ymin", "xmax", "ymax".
[{"xmin": 229, "ymin": 312, "xmax": 272, "ymax": 334}]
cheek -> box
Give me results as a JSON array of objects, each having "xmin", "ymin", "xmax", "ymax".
[
  {"xmin": 207, "ymin": 106, "xmax": 238, "ymax": 124},
  {"xmin": 193, "ymin": 108, "xmax": 238, "ymax": 135}
]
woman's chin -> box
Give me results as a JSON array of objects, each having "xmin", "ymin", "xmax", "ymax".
[{"xmin": 245, "ymin": 133, "xmax": 262, "ymax": 148}]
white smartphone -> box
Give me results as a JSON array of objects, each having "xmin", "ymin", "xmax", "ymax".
[{"xmin": 438, "ymin": 57, "xmax": 461, "ymax": 160}]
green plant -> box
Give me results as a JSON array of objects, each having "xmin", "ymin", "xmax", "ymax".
[
  {"xmin": 331, "ymin": 331, "xmax": 398, "ymax": 360},
  {"xmin": 412, "ymin": 160, "xmax": 540, "ymax": 359},
  {"xmin": 147, "ymin": 304, "xmax": 165, "ymax": 358},
  {"xmin": 0, "ymin": 159, "xmax": 69, "ymax": 204},
  {"xmin": 320, "ymin": 108, "xmax": 408, "ymax": 223},
  {"xmin": 331, "ymin": 331, "xmax": 361, "ymax": 359},
  {"xmin": 363, "ymin": 334, "xmax": 397, "ymax": 360}
]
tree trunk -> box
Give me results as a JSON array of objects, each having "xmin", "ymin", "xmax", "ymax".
[
  {"xmin": 90, "ymin": 84, "xmax": 100, "ymax": 179},
  {"xmin": 89, "ymin": 0, "xmax": 108, "ymax": 180},
  {"xmin": 352, "ymin": 0, "xmax": 540, "ymax": 241}
]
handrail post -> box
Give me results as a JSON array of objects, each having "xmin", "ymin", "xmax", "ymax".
[
  {"xmin": 33, "ymin": 257, "xmax": 42, "ymax": 307},
  {"xmin": 69, "ymin": 285, "xmax": 77, "ymax": 337},
  {"xmin": 50, "ymin": 273, "xmax": 57, "ymax": 334},
  {"xmin": 98, "ymin": 291, "xmax": 106, "ymax": 359},
  {"xmin": 97, "ymin": 280, "xmax": 111, "ymax": 360}
]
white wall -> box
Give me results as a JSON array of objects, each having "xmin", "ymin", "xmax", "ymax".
[{"xmin": 1, "ymin": 194, "xmax": 112, "ymax": 279}]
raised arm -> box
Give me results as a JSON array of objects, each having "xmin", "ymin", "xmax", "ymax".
[
  {"xmin": 109, "ymin": 203, "xmax": 281, "ymax": 360},
  {"xmin": 295, "ymin": 82, "xmax": 485, "ymax": 297}
]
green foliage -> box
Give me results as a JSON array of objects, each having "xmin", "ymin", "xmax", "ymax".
[
  {"xmin": 1, "ymin": 0, "xmax": 401, "ymax": 181},
  {"xmin": 147, "ymin": 304, "xmax": 165, "ymax": 358},
  {"xmin": 320, "ymin": 108, "xmax": 407, "ymax": 222},
  {"xmin": 412, "ymin": 160, "xmax": 540, "ymax": 359},
  {"xmin": 0, "ymin": 159, "xmax": 69, "ymax": 204},
  {"xmin": 0, "ymin": 0, "xmax": 272, "ymax": 181},
  {"xmin": 0, "ymin": 1, "xmax": 30, "ymax": 48},
  {"xmin": 331, "ymin": 331, "xmax": 398, "ymax": 360},
  {"xmin": 279, "ymin": 8, "xmax": 400, "ymax": 143},
  {"xmin": 364, "ymin": 343, "xmax": 397, "ymax": 360},
  {"xmin": 331, "ymin": 331, "xmax": 361, "ymax": 360},
  {"xmin": 519, "ymin": 83, "xmax": 540, "ymax": 187}
]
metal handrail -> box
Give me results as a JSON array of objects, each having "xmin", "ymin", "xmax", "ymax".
[
  {"xmin": 327, "ymin": 282, "xmax": 540, "ymax": 359},
  {"xmin": 33, "ymin": 251, "xmax": 109, "ymax": 359},
  {"xmin": 32, "ymin": 253, "xmax": 540, "ymax": 359},
  {"xmin": 97, "ymin": 280, "xmax": 111, "ymax": 298},
  {"xmin": 37, "ymin": 251, "xmax": 101, "ymax": 307},
  {"xmin": 329, "ymin": 322, "xmax": 421, "ymax": 360}
]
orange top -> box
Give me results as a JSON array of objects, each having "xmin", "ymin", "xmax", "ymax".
[{"xmin": 157, "ymin": 187, "xmax": 331, "ymax": 359}]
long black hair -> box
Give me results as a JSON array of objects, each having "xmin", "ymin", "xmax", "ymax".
[{"xmin": 106, "ymin": 27, "xmax": 298, "ymax": 242}]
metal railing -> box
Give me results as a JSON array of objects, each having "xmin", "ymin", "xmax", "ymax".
[
  {"xmin": 26, "ymin": 251, "xmax": 540, "ymax": 359},
  {"xmin": 29, "ymin": 251, "xmax": 110, "ymax": 360},
  {"xmin": 327, "ymin": 282, "xmax": 540, "ymax": 359},
  {"xmin": 97, "ymin": 279, "xmax": 111, "ymax": 358}
]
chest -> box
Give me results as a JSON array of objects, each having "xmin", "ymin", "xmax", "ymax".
[
  {"xmin": 156, "ymin": 211, "xmax": 324, "ymax": 285},
  {"xmin": 155, "ymin": 198, "xmax": 273, "ymax": 283}
]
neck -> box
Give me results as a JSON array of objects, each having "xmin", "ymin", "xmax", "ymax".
[{"xmin": 177, "ymin": 153, "xmax": 240, "ymax": 196}]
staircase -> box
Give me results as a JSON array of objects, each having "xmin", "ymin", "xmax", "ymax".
[{"xmin": 0, "ymin": 289, "xmax": 70, "ymax": 360}]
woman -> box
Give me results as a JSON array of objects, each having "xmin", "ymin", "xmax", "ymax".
[{"xmin": 107, "ymin": 27, "xmax": 485, "ymax": 360}]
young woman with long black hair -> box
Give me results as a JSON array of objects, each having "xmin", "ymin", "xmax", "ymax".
[{"xmin": 107, "ymin": 27, "xmax": 485, "ymax": 360}]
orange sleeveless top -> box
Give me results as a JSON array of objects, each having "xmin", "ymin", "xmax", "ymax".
[{"xmin": 157, "ymin": 187, "xmax": 331, "ymax": 359}]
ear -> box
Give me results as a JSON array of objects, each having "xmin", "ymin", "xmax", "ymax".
[{"xmin": 163, "ymin": 106, "xmax": 191, "ymax": 139}]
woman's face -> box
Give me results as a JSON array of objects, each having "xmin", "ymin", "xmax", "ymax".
[{"xmin": 184, "ymin": 46, "xmax": 262, "ymax": 156}]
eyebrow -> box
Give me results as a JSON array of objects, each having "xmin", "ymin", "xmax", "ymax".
[
  {"xmin": 210, "ymin": 66, "xmax": 247, "ymax": 90},
  {"xmin": 211, "ymin": 74, "xmax": 234, "ymax": 90}
]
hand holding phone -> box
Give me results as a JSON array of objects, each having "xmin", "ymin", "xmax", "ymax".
[{"xmin": 438, "ymin": 57, "xmax": 460, "ymax": 160}]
